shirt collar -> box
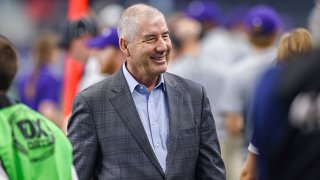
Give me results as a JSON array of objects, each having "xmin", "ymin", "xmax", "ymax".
[{"xmin": 122, "ymin": 63, "xmax": 165, "ymax": 94}]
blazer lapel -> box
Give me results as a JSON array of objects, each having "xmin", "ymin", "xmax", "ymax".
[
  {"xmin": 164, "ymin": 73, "xmax": 183, "ymax": 175},
  {"xmin": 108, "ymin": 69, "xmax": 165, "ymax": 176}
]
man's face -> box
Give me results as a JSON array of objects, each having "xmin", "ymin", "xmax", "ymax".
[
  {"xmin": 68, "ymin": 35, "xmax": 91, "ymax": 62},
  {"xmin": 96, "ymin": 46, "xmax": 123, "ymax": 74},
  {"xmin": 126, "ymin": 15, "xmax": 172, "ymax": 79}
]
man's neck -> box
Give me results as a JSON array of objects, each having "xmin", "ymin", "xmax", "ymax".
[
  {"xmin": 132, "ymin": 73, "xmax": 160, "ymax": 92},
  {"xmin": 125, "ymin": 62, "xmax": 160, "ymax": 92}
]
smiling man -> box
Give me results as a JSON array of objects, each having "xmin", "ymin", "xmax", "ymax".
[{"xmin": 67, "ymin": 4, "xmax": 225, "ymax": 180}]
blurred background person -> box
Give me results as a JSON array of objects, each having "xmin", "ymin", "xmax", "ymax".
[
  {"xmin": 59, "ymin": 16, "xmax": 99, "ymax": 64},
  {"xmin": 212, "ymin": 6, "xmax": 252, "ymax": 180},
  {"xmin": 58, "ymin": 16, "xmax": 99, "ymax": 129},
  {"xmin": 240, "ymin": 27, "xmax": 314, "ymax": 180},
  {"xmin": 58, "ymin": 4, "xmax": 124, "ymax": 121},
  {"xmin": 169, "ymin": 3, "xmax": 250, "ymax": 179},
  {"xmin": 223, "ymin": 5, "xmax": 251, "ymax": 62},
  {"xmin": 267, "ymin": 51, "xmax": 320, "ymax": 180},
  {"xmin": 219, "ymin": 5, "xmax": 282, "ymax": 170},
  {"xmin": 220, "ymin": 4, "xmax": 282, "ymax": 140},
  {"xmin": 0, "ymin": 35, "xmax": 77, "ymax": 180},
  {"xmin": 308, "ymin": 0, "xmax": 320, "ymax": 47},
  {"xmin": 17, "ymin": 33, "xmax": 63, "ymax": 128},
  {"xmin": 186, "ymin": 0, "xmax": 238, "ymax": 67},
  {"xmin": 168, "ymin": 13, "xmax": 223, "ymax": 132},
  {"xmin": 166, "ymin": 12, "xmax": 185, "ymax": 60},
  {"xmin": 244, "ymin": 29, "xmax": 316, "ymax": 180},
  {"xmin": 168, "ymin": 14, "xmax": 202, "ymax": 68},
  {"xmin": 277, "ymin": 28, "xmax": 314, "ymax": 64},
  {"xmin": 168, "ymin": 2, "xmax": 224, "ymax": 143},
  {"xmin": 80, "ymin": 27, "xmax": 125, "ymax": 90}
]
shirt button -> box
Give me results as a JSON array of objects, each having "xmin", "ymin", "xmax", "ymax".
[
  {"xmin": 156, "ymin": 143, "xmax": 160, "ymax": 147},
  {"xmin": 152, "ymin": 121, "xmax": 155, "ymax": 125}
]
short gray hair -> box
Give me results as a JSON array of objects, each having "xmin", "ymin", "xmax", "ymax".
[{"xmin": 118, "ymin": 4, "xmax": 164, "ymax": 42}]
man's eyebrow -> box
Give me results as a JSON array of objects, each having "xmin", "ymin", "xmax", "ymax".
[{"xmin": 163, "ymin": 31, "xmax": 169, "ymax": 35}]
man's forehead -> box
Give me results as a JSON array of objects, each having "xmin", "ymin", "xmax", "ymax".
[
  {"xmin": 139, "ymin": 16, "xmax": 168, "ymax": 35},
  {"xmin": 142, "ymin": 28, "xmax": 169, "ymax": 36}
]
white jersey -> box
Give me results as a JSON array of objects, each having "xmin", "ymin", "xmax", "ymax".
[
  {"xmin": 219, "ymin": 47, "xmax": 277, "ymax": 143},
  {"xmin": 200, "ymin": 27, "xmax": 250, "ymax": 67},
  {"xmin": 308, "ymin": 3, "xmax": 320, "ymax": 47},
  {"xmin": 78, "ymin": 56, "xmax": 107, "ymax": 92}
]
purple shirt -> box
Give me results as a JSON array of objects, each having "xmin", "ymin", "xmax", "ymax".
[{"xmin": 18, "ymin": 65, "xmax": 61, "ymax": 111}]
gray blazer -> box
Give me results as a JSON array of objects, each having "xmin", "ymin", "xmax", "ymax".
[{"xmin": 67, "ymin": 68, "xmax": 226, "ymax": 180}]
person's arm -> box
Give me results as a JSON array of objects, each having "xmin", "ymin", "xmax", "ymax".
[
  {"xmin": 38, "ymin": 76, "xmax": 62, "ymax": 129},
  {"xmin": 38, "ymin": 100, "xmax": 62, "ymax": 129},
  {"xmin": 241, "ymin": 68, "xmax": 282, "ymax": 180},
  {"xmin": 220, "ymin": 71, "xmax": 245, "ymax": 137},
  {"xmin": 241, "ymin": 132, "xmax": 259, "ymax": 180},
  {"xmin": 71, "ymin": 165, "xmax": 79, "ymax": 180},
  {"xmin": 0, "ymin": 162, "xmax": 8, "ymax": 180},
  {"xmin": 67, "ymin": 93, "xmax": 98, "ymax": 180},
  {"xmin": 224, "ymin": 113, "xmax": 244, "ymax": 136},
  {"xmin": 240, "ymin": 151, "xmax": 259, "ymax": 180},
  {"xmin": 195, "ymin": 87, "xmax": 226, "ymax": 180}
]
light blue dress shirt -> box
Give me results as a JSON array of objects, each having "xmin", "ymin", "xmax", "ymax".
[{"xmin": 122, "ymin": 64, "xmax": 169, "ymax": 172}]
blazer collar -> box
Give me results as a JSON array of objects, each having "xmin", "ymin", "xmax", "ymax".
[{"xmin": 163, "ymin": 73, "xmax": 183, "ymax": 176}]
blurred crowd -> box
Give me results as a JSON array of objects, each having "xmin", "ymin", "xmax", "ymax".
[{"xmin": 1, "ymin": 0, "xmax": 320, "ymax": 179}]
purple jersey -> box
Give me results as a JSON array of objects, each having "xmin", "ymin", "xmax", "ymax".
[{"xmin": 18, "ymin": 65, "xmax": 61, "ymax": 111}]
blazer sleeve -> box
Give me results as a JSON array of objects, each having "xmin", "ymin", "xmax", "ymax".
[
  {"xmin": 67, "ymin": 93, "xmax": 99, "ymax": 180},
  {"xmin": 195, "ymin": 86, "xmax": 226, "ymax": 180}
]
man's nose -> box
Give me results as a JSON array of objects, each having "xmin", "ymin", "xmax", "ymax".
[{"xmin": 155, "ymin": 38, "xmax": 168, "ymax": 52}]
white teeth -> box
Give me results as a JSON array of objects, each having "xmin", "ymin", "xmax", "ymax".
[{"xmin": 152, "ymin": 57, "xmax": 165, "ymax": 60}]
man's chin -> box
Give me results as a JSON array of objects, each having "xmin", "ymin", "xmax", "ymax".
[
  {"xmin": 159, "ymin": 63, "xmax": 168, "ymax": 71},
  {"xmin": 152, "ymin": 66, "xmax": 167, "ymax": 76}
]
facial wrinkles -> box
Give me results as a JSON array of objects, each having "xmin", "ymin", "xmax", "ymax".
[
  {"xmin": 126, "ymin": 42, "xmax": 146, "ymax": 75},
  {"xmin": 137, "ymin": 40, "xmax": 145, "ymax": 48},
  {"xmin": 141, "ymin": 36, "xmax": 167, "ymax": 63},
  {"xmin": 154, "ymin": 38, "xmax": 168, "ymax": 57},
  {"xmin": 130, "ymin": 15, "xmax": 170, "ymax": 73},
  {"xmin": 145, "ymin": 33, "xmax": 169, "ymax": 56},
  {"xmin": 134, "ymin": 44, "xmax": 154, "ymax": 77}
]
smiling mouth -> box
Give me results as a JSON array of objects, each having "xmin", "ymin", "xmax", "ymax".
[{"xmin": 151, "ymin": 56, "xmax": 166, "ymax": 61}]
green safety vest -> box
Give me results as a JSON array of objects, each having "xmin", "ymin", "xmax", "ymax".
[{"xmin": 0, "ymin": 102, "xmax": 72, "ymax": 180}]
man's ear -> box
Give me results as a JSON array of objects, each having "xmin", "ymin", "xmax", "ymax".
[{"xmin": 119, "ymin": 37, "xmax": 130, "ymax": 56}]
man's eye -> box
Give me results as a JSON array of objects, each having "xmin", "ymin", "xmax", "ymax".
[
  {"xmin": 162, "ymin": 35, "xmax": 170, "ymax": 40},
  {"xmin": 146, "ymin": 38, "xmax": 155, "ymax": 42}
]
